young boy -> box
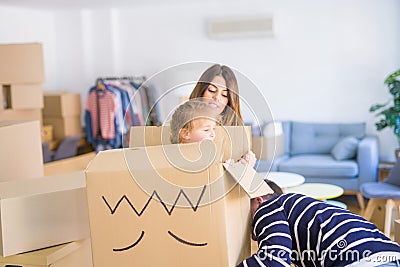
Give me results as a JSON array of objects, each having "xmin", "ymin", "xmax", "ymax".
[
  {"xmin": 169, "ymin": 99, "xmax": 221, "ymax": 144},
  {"xmin": 239, "ymin": 181, "xmax": 400, "ymax": 267},
  {"xmin": 169, "ymin": 99, "xmax": 256, "ymax": 167}
]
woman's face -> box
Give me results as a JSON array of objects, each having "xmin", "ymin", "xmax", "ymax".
[{"xmin": 202, "ymin": 75, "xmax": 229, "ymax": 114}]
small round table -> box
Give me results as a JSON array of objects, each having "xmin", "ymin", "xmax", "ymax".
[
  {"xmin": 284, "ymin": 183, "xmax": 344, "ymax": 200},
  {"xmin": 258, "ymin": 172, "xmax": 305, "ymax": 188}
]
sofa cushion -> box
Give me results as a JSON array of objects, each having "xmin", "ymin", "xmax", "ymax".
[
  {"xmin": 278, "ymin": 154, "xmax": 359, "ymax": 177},
  {"xmin": 290, "ymin": 122, "xmax": 365, "ymax": 155},
  {"xmin": 331, "ymin": 136, "xmax": 359, "ymax": 160}
]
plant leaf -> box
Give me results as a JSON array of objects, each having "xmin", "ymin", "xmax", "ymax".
[
  {"xmin": 369, "ymin": 103, "xmax": 388, "ymax": 112},
  {"xmin": 385, "ymin": 69, "xmax": 400, "ymax": 84}
]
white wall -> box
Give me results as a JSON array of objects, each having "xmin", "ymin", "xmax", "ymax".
[{"xmin": 0, "ymin": 0, "xmax": 399, "ymax": 161}]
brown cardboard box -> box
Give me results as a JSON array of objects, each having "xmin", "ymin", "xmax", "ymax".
[
  {"xmin": 0, "ymin": 239, "xmax": 92, "ymax": 267},
  {"xmin": 0, "ymin": 171, "xmax": 90, "ymax": 257},
  {"xmin": 43, "ymin": 92, "xmax": 81, "ymax": 117},
  {"xmin": 44, "ymin": 116, "xmax": 82, "ymax": 139},
  {"xmin": 41, "ymin": 125, "xmax": 53, "ymax": 142},
  {"xmin": 86, "ymin": 127, "xmax": 271, "ymax": 267},
  {"xmin": 252, "ymin": 134, "xmax": 285, "ymax": 160},
  {"xmin": 0, "ymin": 43, "xmax": 45, "ymax": 84},
  {"xmin": 1, "ymin": 84, "xmax": 43, "ymax": 110},
  {"xmin": 0, "ymin": 120, "xmax": 43, "ymax": 181},
  {"xmin": 44, "ymin": 152, "xmax": 96, "ymax": 176},
  {"xmin": 0, "ymin": 109, "xmax": 42, "ymax": 124},
  {"xmin": 129, "ymin": 126, "xmax": 252, "ymax": 161}
]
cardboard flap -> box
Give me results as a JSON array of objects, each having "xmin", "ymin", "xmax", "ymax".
[
  {"xmin": 129, "ymin": 125, "xmax": 171, "ymax": 148},
  {"xmin": 223, "ymin": 162, "xmax": 273, "ymax": 198},
  {"xmin": 0, "ymin": 240, "xmax": 86, "ymax": 265},
  {"xmin": 129, "ymin": 125, "xmax": 251, "ymax": 162}
]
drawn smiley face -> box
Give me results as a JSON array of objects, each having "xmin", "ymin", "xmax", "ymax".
[
  {"xmin": 102, "ymin": 185, "xmax": 209, "ymax": 252},
  {"xmin": 86, "ymin": 131, "xmax": 253, "ymax": 266}
]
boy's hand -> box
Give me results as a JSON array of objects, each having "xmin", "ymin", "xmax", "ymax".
[
  {"xmin": 240, "ymin": 150, "xmax": 256, "ymax": 167},
  {"xmin": 224, "ymin": 158, "xmax": 235, "ymax": 165},
  {"xmin": 224, "ymin": 151, "xmax": 256, "ymax": 168}
]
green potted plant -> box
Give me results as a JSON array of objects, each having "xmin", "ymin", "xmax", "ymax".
[{"xmin": 369, "ymin": 68, "xmax": 400, "ymax": 157}]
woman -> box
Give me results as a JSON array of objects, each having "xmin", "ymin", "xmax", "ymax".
[
  {"xmin": 189, "ymin": 64, "xmax": 243, "ymax": 126},
  {"xmin": 190, "ymin": 64, "xmax": 255, "ymax": 166}
]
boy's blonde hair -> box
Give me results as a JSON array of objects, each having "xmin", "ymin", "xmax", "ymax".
[{"xmin": 170, "ymin": 99, "xmax": 221, "ymax": 144}]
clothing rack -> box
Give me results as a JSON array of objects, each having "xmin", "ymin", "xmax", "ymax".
[
  {"xmin": 85, "ymin": 75, "xmax": 161, "ymax": 152},
  {"xmin": 96, "ymin": 76, "xmax": 147, "ymax": 84}
]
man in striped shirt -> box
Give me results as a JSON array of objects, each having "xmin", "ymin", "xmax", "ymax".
[{"xmin": 238, "ymin": 181, "xmax": 400, "ymax": 267}]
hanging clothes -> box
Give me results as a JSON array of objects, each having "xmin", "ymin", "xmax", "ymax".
[{"xmin": 84, "ymin": 76, "xmax": 161, "ymax": 152}]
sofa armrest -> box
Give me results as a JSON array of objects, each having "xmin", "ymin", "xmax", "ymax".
[{"xmin": 357, "ymin": 135, "xmax": 379, "ymax": 186}]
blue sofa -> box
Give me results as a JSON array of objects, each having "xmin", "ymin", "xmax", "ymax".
[{"xmin": 255, "ymin": 121, "xmax": 379, "ymax": 208}]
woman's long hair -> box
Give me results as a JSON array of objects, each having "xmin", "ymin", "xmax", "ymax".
[{"xmin": 189, "ymin": 64, "xmax": 243, "ymax": 126}]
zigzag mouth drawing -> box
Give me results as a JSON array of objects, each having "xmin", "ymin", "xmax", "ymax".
[{"xmin": 102, "ymin": 185, "xmax": 207, "ymax": 216}]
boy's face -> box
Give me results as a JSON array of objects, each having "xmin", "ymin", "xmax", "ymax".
[
  {"xmin": 250, "ymin": 197, "xmax": 261, "ymax": 219},
  {"xmin": 180, "ymin": 118, "xmax": 216, "ymax": 143},
  {"xmin": 250, "ymin": 197, "xmax": 264, "ymax": 241}
]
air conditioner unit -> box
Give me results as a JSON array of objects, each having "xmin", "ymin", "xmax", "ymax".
[{"xmin": 207, "ymin": 16, "xmax": 273, "ymax": 39}]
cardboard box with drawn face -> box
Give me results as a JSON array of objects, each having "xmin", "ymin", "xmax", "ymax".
[{"xmin": 85, "ymin": 126, "xmax": 272, "ymax": 267}]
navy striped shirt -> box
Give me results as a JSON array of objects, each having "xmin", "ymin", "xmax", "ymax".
[{"xmin": 238, "ymin": 193, "xmax": 400, "ymax": 267}]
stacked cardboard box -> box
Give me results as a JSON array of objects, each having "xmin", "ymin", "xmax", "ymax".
[
  {"xmin": 0, "ymin": 120, "xmax": 44, "ymax": 181},
  {"xmin": 0, "ymin": 171, "xmax": 89, "ymax": 257},
  {"xmin": 43, "ymin": 92, "xmax": 82, "ymax": 140},
  {"xmin": 0, "ymin": 238, "xmax": 92, "ymax": 267},
  {"xmin": 0, "ymin": 44, "xmax": 92, "ymax": 265},
  {"xmin": 0, "ymin": 43, "xmax": 44, "ymax": 123}
]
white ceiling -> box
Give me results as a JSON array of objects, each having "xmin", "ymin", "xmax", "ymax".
[{"xmin": 0, "ymin": 0, "xmax": 211, "ymax": 9}]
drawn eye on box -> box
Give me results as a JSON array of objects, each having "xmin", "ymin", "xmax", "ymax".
[{"xmin": 102, "ymin": 185, "xmax": 208, "ymax": 251}]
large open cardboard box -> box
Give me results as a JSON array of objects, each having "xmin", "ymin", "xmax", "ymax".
[
  {"xmin": 0, "ymin": 171, "xmax": 89, "ymax": 257},
  {"xmin": 129, "ymin": 125, "xmax": 253, "ymax": 160},
  {"xmin": 0, "ymin": 120, "xmax": 43, "ymax": 181},
  {"xmin": 86, "ymin": 126, "xmax": 271, "ymax": 266}
]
